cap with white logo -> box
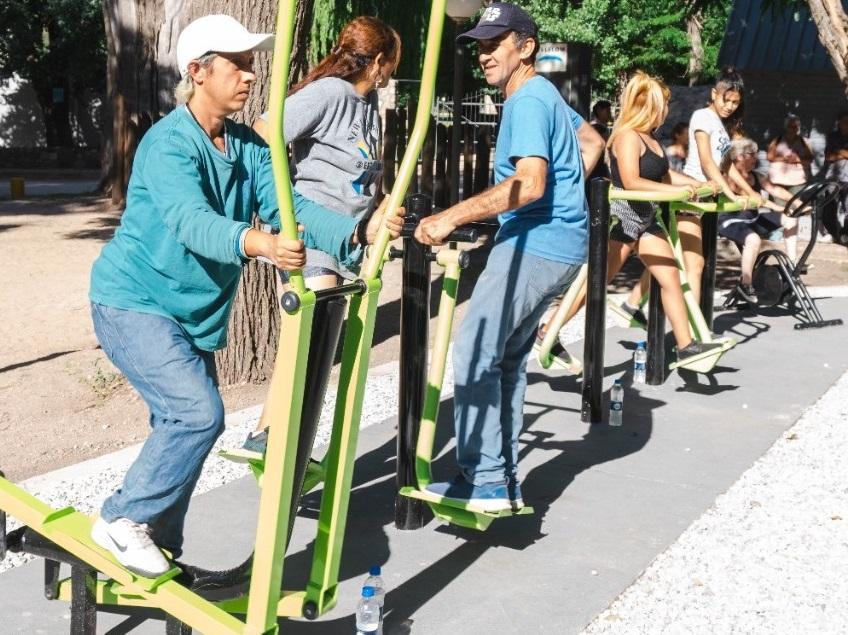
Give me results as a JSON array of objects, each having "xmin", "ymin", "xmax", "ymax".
[
  {"xmin": 176, "ymin": 15, "xmax": 275, "ymax": 77},
  {"xmin": 457, "ymin": 2, "xmax": 538, "ymax": 42}
]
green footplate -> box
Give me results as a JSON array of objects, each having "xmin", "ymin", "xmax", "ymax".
[{"xmin": 399, "ymin": 486, "xmax": 534, "ymax": 531}]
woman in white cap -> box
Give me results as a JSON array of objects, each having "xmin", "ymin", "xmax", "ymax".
[{"xmin": 88, "ymin": 15, "xmax": 402, "ymax": 578}]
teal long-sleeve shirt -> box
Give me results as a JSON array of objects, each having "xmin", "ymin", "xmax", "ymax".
[{"xmin": 90, "ymin": 107, "xmax": 361, "ymax": 351}]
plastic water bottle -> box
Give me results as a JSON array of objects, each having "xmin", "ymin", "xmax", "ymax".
[
  {"xmin": 609, "ymin": 379, "xmax": 624, "ymax": 426},
  {"xmin": 633, "ymin": 341, "xmax": 647, "ymax": 384},
  {"xmin": 356, "ymin": 586, "xmax": 380, "ymax": 634},
  {"xmin": 363, "ymin": 566, "xmax": 385, "ymax": 632}
]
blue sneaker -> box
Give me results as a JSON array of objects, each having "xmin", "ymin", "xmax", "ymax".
[
  {"xmin": 507, "ymin": 475, "xmax": 524, "ymax": 510},
  {"xmin": 425, "ymin": 476, "xmax": 511, "ymax": 512}
]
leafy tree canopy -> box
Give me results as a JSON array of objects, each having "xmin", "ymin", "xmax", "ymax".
[
  {"xmin": 0, "ymin": 0, "xmax": 105, "ymax": 95},
  {"xmin": 511, "ymin": 0, "xmax": 732, "ymax": 95}
]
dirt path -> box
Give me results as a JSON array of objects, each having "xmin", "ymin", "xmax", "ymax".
[
  {"xmin": 0, "ymin": 195, "xmax": 474, "ymax": 481},
  {"xmin": 1, "ymin": 195, "xmax": 845, "ymax": 482}
]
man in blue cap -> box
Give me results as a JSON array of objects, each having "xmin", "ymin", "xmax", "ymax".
[{"xmin": 415, "ymin": 2, "xmax": 604, "ymax": 512}]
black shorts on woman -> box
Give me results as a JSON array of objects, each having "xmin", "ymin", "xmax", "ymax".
[{"xmin": 609, "ymin": 135, "xmax": 669, "ymax": 244}]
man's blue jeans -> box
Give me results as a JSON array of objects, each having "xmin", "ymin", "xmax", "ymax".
[
  {"xmin": 91, "ymin": 303, "xmax": 225, "ymax": 557},
  {"xmin": 452, "ymin": 242, "xmax": 582, "ymax": 486}
]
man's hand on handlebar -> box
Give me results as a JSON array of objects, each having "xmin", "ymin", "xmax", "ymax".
[{"xmin": 414, "ymin": 211, "xmax": 457, "ymax": 246}]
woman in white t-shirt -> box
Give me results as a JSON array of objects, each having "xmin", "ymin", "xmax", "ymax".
[{"xmin": 680, "ymin": 69, "xmax": 763, "ymax": 305}]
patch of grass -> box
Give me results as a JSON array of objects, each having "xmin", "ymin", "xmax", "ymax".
[{"xmin": 81, "ymin": 359, "xmax": 125, "ymax": 400}]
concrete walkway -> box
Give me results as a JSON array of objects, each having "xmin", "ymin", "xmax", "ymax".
[{"xmin": 1, "ymin": 296, "xmax": 846, "ymax": 633}]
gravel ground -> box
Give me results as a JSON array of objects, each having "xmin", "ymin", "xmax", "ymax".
[{"xmin": 583, "ymin": 368, "xmax": 848, "ymax": 635}]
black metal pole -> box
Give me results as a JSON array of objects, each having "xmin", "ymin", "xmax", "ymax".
[
  {"xmin": 646, "ymin": 203, "xmax": 669, "ymax": 385},
  {"xmin": 395, "ymin": 193, "xmax": 432, "ymax": 529},
  {"xmin": 582, "ymin": 179, "xmax": 610, "ymax": 424},
  {"xmin": 70, "ymin": 566, "xmax": 97, "ymax": 634},
  {"xmin": 700, "ymin": 212, "xmax": 718, "ymax": 330},
  {"xmin": 449, "ymin": 19, "xmax": 465, "ymax": 206}
]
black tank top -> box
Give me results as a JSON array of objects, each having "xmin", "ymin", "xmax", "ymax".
[{"xmin": 610, "ymin": 134, "xmax": 669, "ymax": 187}]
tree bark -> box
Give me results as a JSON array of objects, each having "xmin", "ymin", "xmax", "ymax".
[
  {"xmin": 807, "ymin": 0, "xmax": 848, "ymax": 98},
  {"xmin": 685, "ymin": 9, "xmax": 705, "ymax": 86}
]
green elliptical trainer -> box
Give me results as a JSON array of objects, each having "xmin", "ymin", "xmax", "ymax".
[{"xmin": 0, "ymin": 1, "xmax": 451, "ymax": 632}]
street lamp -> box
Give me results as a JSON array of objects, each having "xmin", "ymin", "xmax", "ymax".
[{"xmin": 446, "ymin": 0, "xmax": 483, "ymax": 206}]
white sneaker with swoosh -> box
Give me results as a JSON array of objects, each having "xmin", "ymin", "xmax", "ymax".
[{"xmin": 91, "ymin": 517, "xmax": 170, "ymax": 578}]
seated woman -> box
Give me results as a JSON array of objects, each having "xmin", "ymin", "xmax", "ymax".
[
  {"xmin": 766, "ymin": 114, "xmax": 812, "ymax": 257},
  {"xmin": 542, "ymin": 72, "xmax": 723, "ymax": 366},
  {"xmin": 719, "ymin": 138, "xmax": 806, "ymax": 305}
]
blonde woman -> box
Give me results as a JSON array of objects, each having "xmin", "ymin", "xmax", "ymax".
[{"xmin": 603, "ymin": 72, "xmax": 727, "ymax": 362}]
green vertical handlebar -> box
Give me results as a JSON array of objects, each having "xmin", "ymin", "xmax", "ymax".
[
  {"xmin": 361, "ymin": 0, "xmax": 448, "ymax": 281},
  {"xmin": 267, "ymin": 0, "xmax": 305, "ymax": 295}
]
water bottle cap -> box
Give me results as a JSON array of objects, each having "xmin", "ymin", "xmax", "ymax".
[
  {"xmin": 369, "ymin": 565, "xmax": 381, "ymax": 576},
  {"xmin": 362, "ymin": 586, "xmax": 375, "ymax": 598}
]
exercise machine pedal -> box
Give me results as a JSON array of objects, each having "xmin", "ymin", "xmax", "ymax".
[{"xmin": 399, "ymin": 487, "xmax": 533, "ymax": 531}]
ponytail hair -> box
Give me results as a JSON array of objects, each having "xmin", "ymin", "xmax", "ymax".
[
  {"xmin": 607, "ymin": 71, "xmax": 670, "ymax": 150},
  {"xmin": 289, "ymin": 16, "xmax": 401, "ymax": 96}
]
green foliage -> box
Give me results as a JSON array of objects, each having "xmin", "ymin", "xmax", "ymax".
[
  {"xmin": 0, "ymin": 0, "xmax": 105, "ymax": 92},
  {"xmin": 307, "ymin": 0, "xmax": 733, "ymax": 98},
  {"xmin": 311, "ymin": 0, "xmax": 430, "ymax": 80},
  {"xmin": 506, "ymin": 0, "xmax": 731, "ymax": 94}
]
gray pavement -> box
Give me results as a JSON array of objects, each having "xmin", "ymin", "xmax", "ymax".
[{"xmin": 1, "ymin": 296, "xmax": 847, "ymax": 633}]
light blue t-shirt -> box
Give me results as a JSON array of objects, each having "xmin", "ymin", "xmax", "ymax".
[
  {"xmin": 90, "ymin": 107, "xmax": 361, "ymax": 351},
  {"xmin": 494, "ymin": 76, "xmax": 588, "ymax": 264}
]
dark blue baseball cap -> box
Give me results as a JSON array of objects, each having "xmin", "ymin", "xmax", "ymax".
[{"xmin": 458, "ymin": 2, "xmax": 538, "ymax": 42}]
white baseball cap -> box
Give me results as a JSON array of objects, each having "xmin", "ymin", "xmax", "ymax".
[{"xmin": 176, "ymin": 15, "xmax": 275, "ymax": 76}]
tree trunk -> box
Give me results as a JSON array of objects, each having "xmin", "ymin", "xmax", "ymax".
[
  {"xmin": 102, "ymin": 0, "xmax": 315, "ymax": 385},
  {"xmin": 101, "ymin": 0, "xmax": 178, "ymax": 205},
  {"xmin": 685, "ymin": 9, "xmax": 705, "ymax": 86},
  {"xmin": 807, "ymin": 0, "xmax": 848, "ymax": 98}
]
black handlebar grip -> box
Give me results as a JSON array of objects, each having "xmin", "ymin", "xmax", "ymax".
[{"xmin": 446, "ymin": 227, "xmax": 478, "ymax": 243}]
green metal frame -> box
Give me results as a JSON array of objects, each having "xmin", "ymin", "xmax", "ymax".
[
  {"xmin": 535, "ymin": 187, "xmax": 745, "ymax": 374},
  {"xmin": 398, "ymin": 250, "xmax": 534, "ymax": 530},
  {"xmin": 0, "ymin": 0, "xmax": 452, "ymax": 633}
]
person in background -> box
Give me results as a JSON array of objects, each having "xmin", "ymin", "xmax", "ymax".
[
  {"xmin": 679, "ymin": 68, "xmax": 762, "ymax": 305},
  {"xmin": 767, "ymin": 114, "xmax": 812, "ymax": 196},
  {"xmin": 665, "ymin": 121, "xmax": 689, "ymax": 173},
  {"xmin": 620, "ymin": 71, "xmax": 762, "ymax": 326},
  {"xmin": 87, "ymin": 15, "xmax": 402, "ymax": 578},
  {"xmin": 720, "ymin": 138, "xmax": 807, "ymax": 304},
  {"xmin": 413, "ymin": 3, "xmax": 603, "ymax": 511},
  {"xmin": 543, "ymin": 72, "xmax": 721, "ymax": 366},
  {"xmin": 824, "ymin": 111, "xmax": 848, "ymax": 246},
  {"xmin": 590, "ymin": 99, "xmax": 612, "ymax": 141}
]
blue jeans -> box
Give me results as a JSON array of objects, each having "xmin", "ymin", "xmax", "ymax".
[
  {"xmin": 452, "ymin": 242, "xmax": 582, "ymax": 485},
  {"xmin": 91, "ymin": 303, "xmax": 225, "ymax": 557}
]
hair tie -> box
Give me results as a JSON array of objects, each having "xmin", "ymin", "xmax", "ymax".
[{"xmin": 331, "ymin": 46, "xmax": 343, "ymax": 55}]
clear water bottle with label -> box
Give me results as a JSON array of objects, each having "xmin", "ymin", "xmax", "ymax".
[
  {"xmin": 356, "ymin": 586, "xmax": 380, "ymax": 635},
  {"xmin": 633, "ymin": 341, "xmax": 647, "ymax": 384},
  {"xmin": 609, "ymin": 378, "xmax": 624, "ymax": 426},
  {"xmin": 363, "ymin": 566, "xmax": 385, "ymax": 633}
]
